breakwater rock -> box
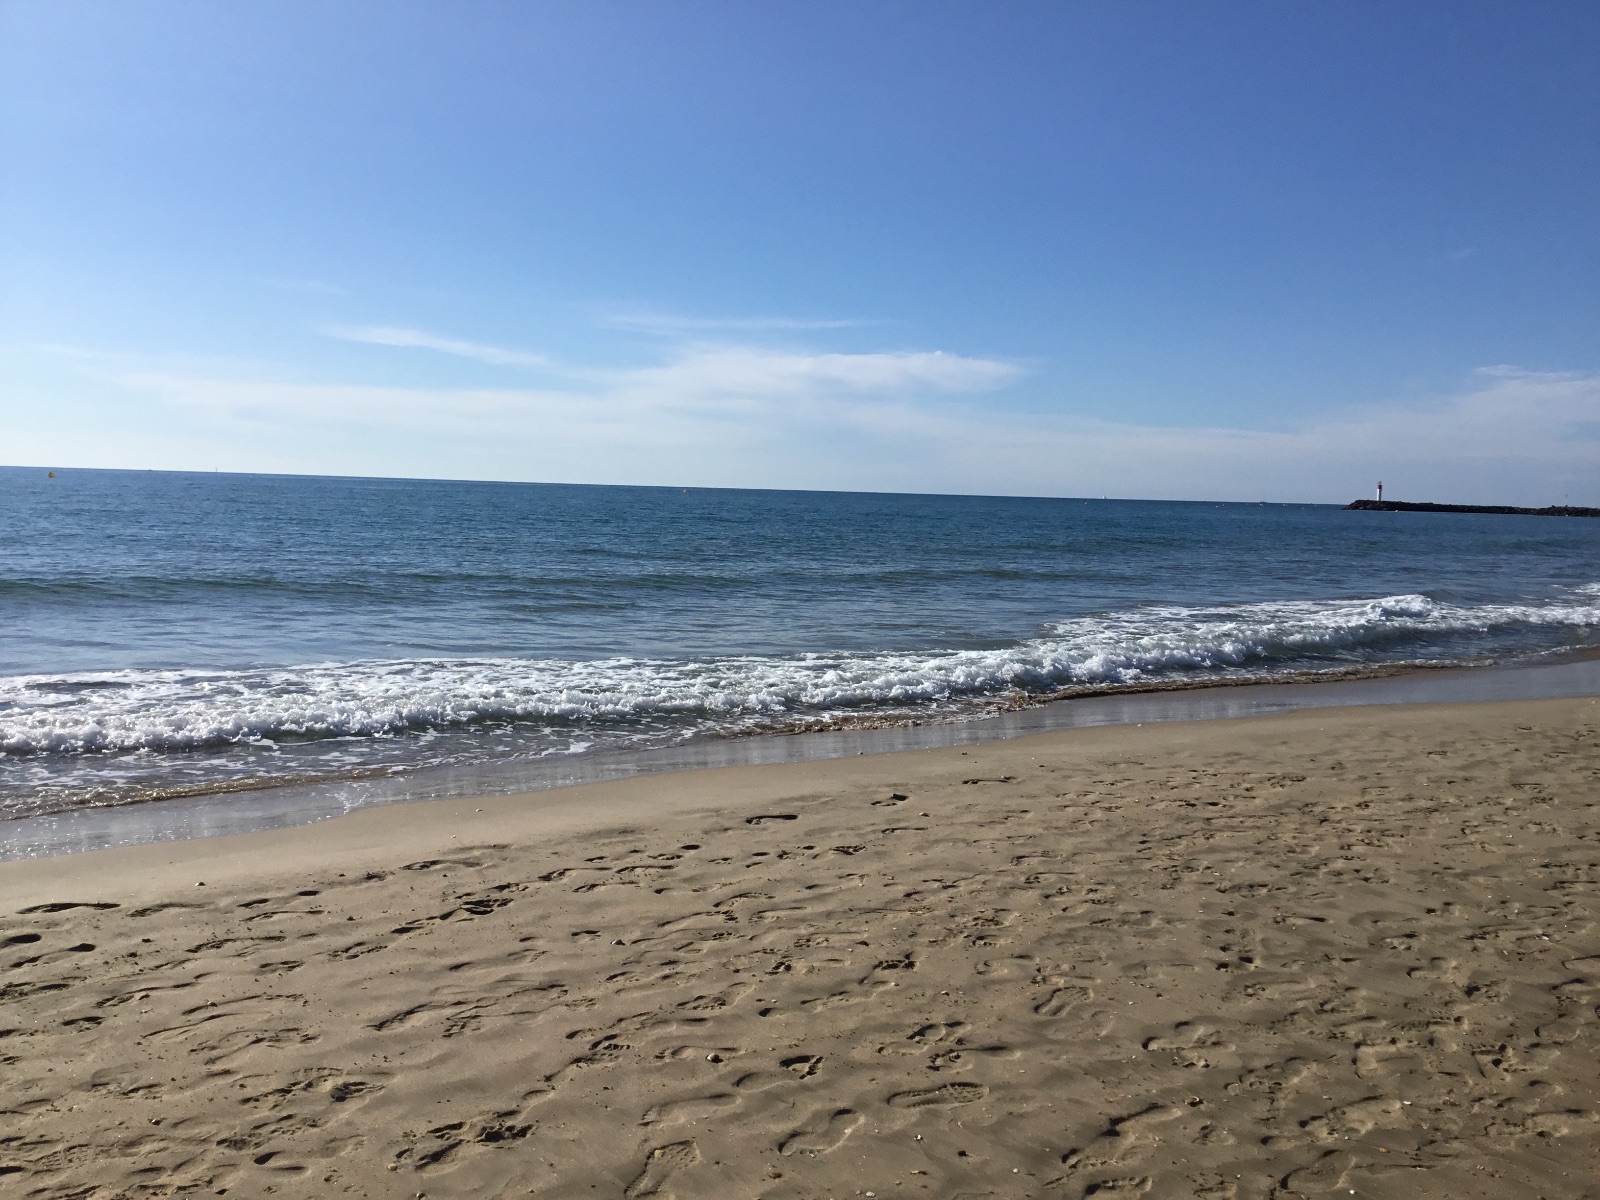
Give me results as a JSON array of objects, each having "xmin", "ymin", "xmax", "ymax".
[{"xmin": 1347, "ymin": 499, "xmax": 1600, "ymax": 517}]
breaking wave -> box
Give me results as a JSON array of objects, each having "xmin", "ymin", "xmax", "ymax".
[{"xmin": 5, "ymin": 590, "xmax": 1597, "ymax": 758}]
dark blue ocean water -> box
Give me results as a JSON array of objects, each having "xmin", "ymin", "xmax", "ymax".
[{"xmin": 3, "ymin": 466, "xmax": 1597, "ymax": 817}]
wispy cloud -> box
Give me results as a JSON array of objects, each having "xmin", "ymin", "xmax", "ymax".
[
  {"xmin": 602, "ymin": 345, "xmax": 1022, "ymax": 401},
  {"xmin": 935, "ymin": 368, "xmax": 1600, "ymax": 501},
  {"xmin": 116, "ymin": 344, "xmax": 1020, "ymax": 426},
  {"xmin": 599, "ymin": 309, "xmax": 871, "ymax": 335},
  {"xmin": 101, "ymin": 359, "xmax": 1599, "ymax": 504},
  {"xmin": 326, "ymin": 325, "xmax": 548, "ymax": 367}
]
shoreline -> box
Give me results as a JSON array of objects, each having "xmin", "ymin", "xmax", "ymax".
[
  {"xmin": 1, "ymin": 696, "xmax": 1596, "ymax": 1198},
  {"xmin": 5, "ymin": 652, "xmax": 1600, "ymax": 860}
]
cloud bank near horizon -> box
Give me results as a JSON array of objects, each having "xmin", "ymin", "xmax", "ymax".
[{"xmin": 7, "ymin": 335, "xmax": 1597, "ymax": 506}]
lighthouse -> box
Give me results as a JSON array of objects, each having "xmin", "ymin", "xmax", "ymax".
[{"xmin": 1376, "ymin": 481, "xmax": 1384, "ymax": 502}]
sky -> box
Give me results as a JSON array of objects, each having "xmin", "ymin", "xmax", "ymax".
[{"xmin": 2, "ymin": 0, "xmax": 1597, "ymax": 503}]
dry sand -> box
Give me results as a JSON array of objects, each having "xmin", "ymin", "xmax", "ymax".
[{"xmin": 2, "ymin": 697, "xmax": 1598, "ymax": 1200}]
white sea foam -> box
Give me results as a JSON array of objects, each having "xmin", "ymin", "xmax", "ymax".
[{"xmin": 2, "ymin": 591, "xmax": 1596, "ymax": 757}]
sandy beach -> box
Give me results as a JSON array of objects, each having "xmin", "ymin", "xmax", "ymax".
[{"xmin": 3, "ymin": 696, "xmax": 1598, "ymax": 1199}]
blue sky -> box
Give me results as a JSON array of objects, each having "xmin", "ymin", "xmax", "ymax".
[{"xmin": 2, "ymin": 1, "xmax": 1597, "ymax": 502}]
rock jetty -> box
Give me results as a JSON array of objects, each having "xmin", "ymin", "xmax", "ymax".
[{"xmin": 1346, "ymin": 499, "xmax": 1600, "ymax": 517}]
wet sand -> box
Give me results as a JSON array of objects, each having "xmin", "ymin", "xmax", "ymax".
[
  {"xmin": 10, "ymin": 654, "xmax": 1600, "ymax": 861},
  {"xmin": 2, "ymin": 697, "xmax": 1598, "ymax": 1198}
]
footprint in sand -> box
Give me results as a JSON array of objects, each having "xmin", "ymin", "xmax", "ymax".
[
  {"xmin": 624, "ymin": 1140, "xmax": 700, "ymax": 1199},
  {"xmin": 1486, "ymin": 1109, "xmax": 1599, "ymax": 1141},
  {"xmin": 1226, "ymin": 1058, "xmax": 1321, "ymax": 1116},
  {"xmin": 780, "ymin": 1108, "xmax": 863, "ymax": 1156},
  {"xmin": 1279, "ymin": 1149, "xmax": 1357, "ymax": 1195},
  {"xmin": 1062, "ymin": 1104, "xmax": 1181, "ymax": 1171},
  {"xmin": 125, "ymin": 901, "xmax": 204, "ymax": 917},
  {"xmin": 654, "ymin": 1044, "xmax": 743, "ymax": 1063},
  {"xmin": 800, "ymin": 989, "xmax": 869, "ymax": 1011},
  {"xmin": 886, "ymin": 1081, "xmax": 988, "ymax": 1108},
  {"xmin": 732, "ymin": 1068, "xmax": 798, "ymax": 1093},
  {"xmin": 929, "ymin": 1044, "xmax": 1016, "ymax": 1071},
  {"xmin": 1301, "ymin": 1096, "xmax": 1403, "ymax": 1141},
  {"xmin": 1405, "ymin": 956, "xmax": 1464, "ymax": 983},
  {"xmin": 1535, "ymin": 1015, "xmax": 1587, "ymax": 1044},
  {"xmin": 780, "ymin": 1054, "xmax": 823, "ymax": 1078},
  {"xmin": 641, "ymin": 1094, "xmax": 737, "ymax": 1127},
  {"xmin": 1034, "ymin": 984, "xmax": 1094, "ymax": 1016},
  {"xmin": 1142, "ymin": 1021, "xmax": 1235, "ymax": 1068},
  {"xmin": 860, "ymin": 954, "xmax": 916, "ymax": 986},
  {"xmin": 400, "ymin": 858, "xmax": 481, "ymax": 872},
  {"xmin": 1470, "ymin": 1041, "xmax": 1529, "ymax": 1083},
  {"xmin": 1084, "ymin": 1177, "xmax": 1152, "ymax": 1195}
]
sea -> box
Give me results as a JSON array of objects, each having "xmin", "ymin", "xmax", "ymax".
[{"xmin": 3, "ymin": 466, "xmax": 1598, "ymax": 826}]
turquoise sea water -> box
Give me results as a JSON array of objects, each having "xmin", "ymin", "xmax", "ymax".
[{"xmin": 3, "ymin": 466, "xmax": 1597, "ymax": 818}]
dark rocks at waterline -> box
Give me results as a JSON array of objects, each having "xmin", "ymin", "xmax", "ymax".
[{"xmin": 1346, "ymin": 499, "xmax": 1600, "ymax": 518}]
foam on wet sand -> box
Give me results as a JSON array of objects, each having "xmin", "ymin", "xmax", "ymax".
[{"xmin": 1, "ymin": 697, "xmax": 1597, "ymax": 1198}]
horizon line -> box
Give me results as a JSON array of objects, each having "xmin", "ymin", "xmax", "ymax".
[{"xmin": 0, "ymin": 461, "xmax": 1351, "ymax": 507}]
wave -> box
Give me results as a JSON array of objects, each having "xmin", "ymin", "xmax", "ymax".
[{"xmin": 3, "ymin": 590, "xmax": 1597, "ymax": 757}]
